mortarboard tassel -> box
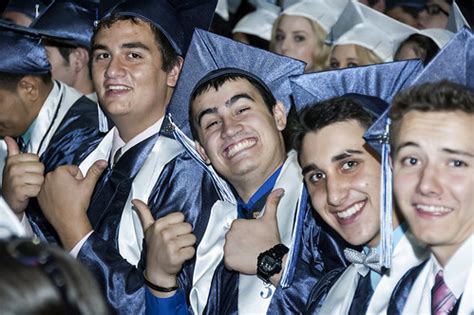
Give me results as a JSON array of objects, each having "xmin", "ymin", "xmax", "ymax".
[{"xmin": 380, "ymin": 116, "xmax": 392, "ymax": 268}]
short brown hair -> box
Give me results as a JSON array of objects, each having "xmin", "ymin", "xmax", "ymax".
[{"xmin": 390, "ymin": 80, "xmax": 474, "ymax": 147}]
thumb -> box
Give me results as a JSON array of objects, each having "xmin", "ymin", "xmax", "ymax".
[
  {"xmin": 132, "ymin": 199, "xmax": 155, "ymax": 232},
  {"xmin": 83, "ymin": 159, "xmax": 107, "ymax": 189},
  {"xmin": 5, "ymin": 136, "xmax": 20, "ymax": 156},
  {"xmin": 261, "ymin": 188, "xmax": 285, "ymax": 222}
]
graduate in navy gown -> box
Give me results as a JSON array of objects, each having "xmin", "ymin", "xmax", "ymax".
[
  {"xmin": 35, "ymin": 1, "xmax": 220, "ymax": 314},
  {"xmin": 0, "ymin": 22, "xmax": 107, "ymax": 239},
  {"xmin": 388, "ymin": 28, "xmax": 474, "ymax": 315},
  {"xmin": 141, "ymin": 29, "xmax": 347, "ymax": 314},
  {"xmin": 288, "ymin": 59, "xmax": 431, "ymax": 314}
]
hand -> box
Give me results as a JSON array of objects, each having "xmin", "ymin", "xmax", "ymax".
[
  {"xmin": 224, "ymin": 188, "xmax": 285, "ymax": 276},
  {"xmin": 38, "ymin": 160, "xmax": 107, "ymax": 250},
  {"xmin": 133, "ymin": 199, "xmax": 196, "ymax": 297},
  {"xmin": 1, "ymin": 136, "xmax": 44, "ymax": 219}
]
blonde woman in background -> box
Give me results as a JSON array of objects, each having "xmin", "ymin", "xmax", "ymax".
[{"xmin": 270, "ymin": 0, "xmax": 347, "ymax": 72}]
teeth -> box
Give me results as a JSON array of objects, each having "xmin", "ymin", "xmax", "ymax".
[
  {"xmin": 336, "ymin": 202, "xmax": 364, "ymax": 219},
  {"xmin": 416, "ymin": 204, "xmax": 452, "ymax": 213},
  {"xmin": 107, "ymin": 85, "xmax": 130, "ymax": 91},
  {"xmin": 226, "ymin": 139, "xmax": 256, "ymax": 158}
]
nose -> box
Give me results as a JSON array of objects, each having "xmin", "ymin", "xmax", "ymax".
[
  {"xmin": 221, "ymin": 116, "xmax": 242, "ymax": 139},
  {"xmin": 326, "ymin": 175, "xmax": 349, "ymax": 207},
  {"xmin": 416, "ymin": 163, "xmax": 443, "ymax": 197},
  {"xmin": 105, "ymin": 55, "xmax": 125, "ymax": 79}
]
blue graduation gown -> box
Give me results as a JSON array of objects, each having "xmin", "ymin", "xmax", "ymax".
[{"xmin": 76, "ymin": 122, "xmax": 219, "ymax": 314}]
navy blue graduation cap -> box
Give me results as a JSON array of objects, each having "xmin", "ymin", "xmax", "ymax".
[
  {"xmin": 0, "ymin": 21, "xmax": 50, "ymax": 75},
  {"xmin": 291, "ymin": 59, "xmax": 423, "ymax": 269},
  {"xmin": 291, "ymin": 59, "xmax": 423, "ymax": 113},
  {"xmin": 4, "ymin": 0, "xmax": 51, "ymax": 19},
  {"xmin": 30, "ymin": 0, "xmax": 99, "ymax": 48},
  {"xmin": 363, "ymin": 27, "xmax": 473, "ymax": 268},
  {"xmin": 103, "ymin": 0, "xmax": 218, "ymax": 56}
]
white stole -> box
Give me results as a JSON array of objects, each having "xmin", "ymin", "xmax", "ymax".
[
  {"xmin": 458, "ymin": 265, "xmax": 474, "ymax": 314},
  {"xmin": 79, "ymin": 127, "xmax": 184, "ymax": 266},
  {"xmin": 189, "ymin": 151, "xmax": 304, "ymax": 315},
  {"xmin": 320, "ymin": 231, "xmax": 429, "ymax": 315}
]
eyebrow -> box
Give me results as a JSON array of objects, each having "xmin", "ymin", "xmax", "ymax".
[
  {"xmin": 442, "ymin": 148, "xmax": 474, "ymax": 158},
  {"xmin": 395, "ymin": 141, "xmax": 418, "ymax": 154},
  {"xmin": 196, "ymin": 93, "xmax": 255, "ymax": 127},
  {"xmin": 92, "ymin": 42, "xmax": 150, "ymax": 52},
  {"xmin": 331, "ymin": 149, "xmax": 364, "ymax": 162},
  {"xmin": 302, "ymin": 163, "xmax": 318, "ymax": 176}
]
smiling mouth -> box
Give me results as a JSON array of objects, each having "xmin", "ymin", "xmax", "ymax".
[
  {"xmin": 224, "ymin": 138, "xmax": 257, "ymax": 159},
  {"xmin": 105, "ymin": 85, "xmax": 131, "ymax": 92},
  {"xmin": 335, "ymin": 200, "xmax": 366, "ymax": 220},
  {"xmin": 415, "ymin": 204, "xmax": 453, "ymax": 215}
]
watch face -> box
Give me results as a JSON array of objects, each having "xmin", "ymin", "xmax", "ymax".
[{"xmin": 260, "ymin": 256, "xmax": 277, "ymax": 272}]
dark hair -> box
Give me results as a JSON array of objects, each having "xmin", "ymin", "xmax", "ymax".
[
  {"xmin": 189, "ymin": 73, "xmax": 277, "ymax": 140},
  {"xmin": 0, "ymin": 238, "xmax": 109, "ymax": 315},
  {"xmin": 394, "ymin": 34, "xmax": 440, "ymax": 65},
  {"xmin": 390, "ymin": 80, "xmax": 474, "ymax": 146},
  {"xmin": 91, "ymin": 14, "xmax": 180, "ymax": 73},
  {"xmin": 292, "ymin": 96, "xmax": 377, "ymax": 153},
  {"xmin": 0, "ymin": 72, "xmax": 51, "ymax": 92},
  {"xmin": 42, "ymin": 38, "xmax": 79, "ymax": 66}
]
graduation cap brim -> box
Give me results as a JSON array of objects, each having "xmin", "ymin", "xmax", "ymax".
[
  {"xmin": 4, "ymin": 0, "xmax": 52, "ymax": 19},
  {"xmin": 30, "ymin": 0, "xmax": 98, "ymax": 48},
  {"xmin": 0, "ymin": 21, "xmax": 50, "ymax": 75},
  {"xmin": 291, "ymin": 59, "xmax": 423, "ymax": 117},
  {"xmin": 167, "ymin": 28, "xmax": 305, "ymax": 138}
]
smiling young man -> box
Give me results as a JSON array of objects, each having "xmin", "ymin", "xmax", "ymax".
[
  {"xmin": 389, "ymin": 80, "xmax": 474, "ymax": 314},
  {"xmin": 35, "ymin": 1, "xmax": 219, "ymax": 313},
  {"xmin": 139, "ymin": 29, "xmax": 347, "ymax": 314}
]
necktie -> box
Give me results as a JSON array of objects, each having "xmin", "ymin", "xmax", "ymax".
[
  {"xmin": 112, "ymin": 148, "xmax": 122, "ymax": 167},
  {"xmin": 348, "ymin": 273, "xmax": 374, "ymax": 315},
  {"xmin": 344, "ymin": 248, "xmax": 383, "ymax": 275},
  {"xmin": 17, "ymin": 137, "xmax": 27, "ymax": 153},
  {"xmin": 431, "ymin": 270, "xmax": 457, "ymax": 315}
]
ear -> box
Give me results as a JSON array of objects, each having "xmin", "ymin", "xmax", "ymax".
[
  {"xmin": 194, "ymin": 140, "xmax": 211, "ymax": 165},
  {"xmin": 70, "ymin": 47, "xmax": 90, "ymax": 72},
  {"xmin": 166, "ymin": 56, "xmax": 184, "ymax": 88},
  {"xmin": 17, "ymin": 75, "xmax": 40, "ymax": 103},
  {"xmin": 273, "ymin": 101, "xmax": 287, "ymax": 131}
]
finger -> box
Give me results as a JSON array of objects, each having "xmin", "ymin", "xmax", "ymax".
[
  {"xmin": 21, "ymin": 184, "xmax": 43, "ymax": 198},
  {"xmin": 8, "ymin": 153, "xmax": 40, "ymax": 163},
  {"xmin": 155, "ymin": 212, "xmax": 186, "ymax": 227},
  {"xmin": 9, "ymin": 161, "xmax": 45, "ymax": 176},
  {"xmin": 178, "ymin": 246, "xmax": 196, "ymax": 261},
  {"xmin": 5, "ymin": 136, "xmax": 20, "ymax": 156},
  {"xmin": 262, "ymin": 188, "xmax": 285, "ymax": 221},
  {"xmin": 17, "ymin": 173, "xmax": 45, "ymax": 186},
  {"xmin": 132, "ymin": 199, "xmax": 155, "ymax": 232},
  {"xmin": 174, "ymin": 233, "xmax": 197, "ymax": 249},
  {"xmin": 83, "ymin": 160, "xmax": 107, "ymax": 190}
]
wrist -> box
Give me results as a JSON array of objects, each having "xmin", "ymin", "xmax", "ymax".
[
  {"xmin": 144, "ymin": 271, "xmax": 178, "ymax": 298},
  {"xmin": 257, "ymin": 243, "xmax": 289, "ymax": 285},
  {"xmin": 59, "ymin": 223, "xmax": 93, "ymax": 251}
]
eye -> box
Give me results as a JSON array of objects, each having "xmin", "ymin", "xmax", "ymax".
[
  {"xmin": 294, "ymin": 35, "xmax": 306, "ymax": 42},
  {"xmin": 205, "ymin": 120, "xmax": 220, "ymax": 130},
  {"xmin": 237, "ymin": 107, "xmax": 250, "ymax": 115},
  {"xmin": 347, "ymin": 62, "xmax": 359, "ymax": 68},
  {"xmin": 401, "ymin": 156, "xmax": 419, "ymax": 166},
  {"xmin": 307, "ymin": 171, "xmax": 326, "ymax": 183},
  {"xmin": 449, "ymin": 159, "xmax": 467, "ymax": 168},
  {"xmin": 329, "ymin": 61, "xmax": 339, "ymax": 69},
  {"xmin": 127, "ymin": 52, "xmax": 142, "ymax": 59},
  {"xmin": 275, "ymin": 33, "xmax": 284, "ymax": 42},
  {"xmin": 341, "ymin": 160, "xmax": 358, "ymax": 171},
  {"xmin": 94, "ymin": 52, "xmax": 110, "ymax": 61}
]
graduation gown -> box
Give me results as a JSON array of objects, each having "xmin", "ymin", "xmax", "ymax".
[
  {"xmin": 72, "ymin": 116, "xmax": 220, "ymax": 314},
  {"xmin": 0, "ymin": 81, "xmax": 108, "ymax": 239},
  {"xmin": 315, "ymin": 229, "xmax": 428, "ymax": 315},
  {"xmin": 187, "ymin": 151, "xmax": 346, "ymax": 314}
]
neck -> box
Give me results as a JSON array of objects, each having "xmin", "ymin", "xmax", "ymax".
[
  {"xmin": 366, "ymin": 208, "xmax": 402, "ymax": 248},
  {"xmin": 74, "ymin": 72, "xmax": 94, "ymax": 95},
  {"xmin": 31, "ymin": 80, "xmax": 54, "ymax": 120}
]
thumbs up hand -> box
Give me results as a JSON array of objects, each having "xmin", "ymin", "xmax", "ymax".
[
  {"xmin": 1, "ymin": 136, "xmax": 45, "ymax": 218},
  {"xmin": 38, "ymin": 160, "xmax": 107, "ymax": 250},
  {"xmin": 224, "ymin": 189, "xmax": 285, "ymax": 276}
]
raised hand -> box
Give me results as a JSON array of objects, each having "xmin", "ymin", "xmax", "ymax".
[
  {"xmin": 38, "ymin": 160, "xmax": 107, "ymax": 250},
  {"xmin": 133, "ymin": 199, "xmax": 196, "ymax": 297},
  {"xmin": 1, "ymin": 136, "xmax": 44, "ymax": 219},
  {"xmin": 224, "ymin": 188, "xmax": 284, "ymax": 276}
]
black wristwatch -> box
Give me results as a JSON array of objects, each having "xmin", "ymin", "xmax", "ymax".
[{"xmin": 257, "ymin": 243, "xmax": 289, "ymax": 284}]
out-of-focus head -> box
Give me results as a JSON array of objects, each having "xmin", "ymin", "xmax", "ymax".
[
  {"xmin": 271, "ymin": 0, "xmax": 347, "ymax": 72},
  {"xmin": 329, "ymin": 44, "xmax": 383, "ymax": 69},
  {"xmin": 1, "ymin": 0, "xmax": 50, "ymax": 26},
  {"xmin": 330, "ymin": 1, "xmax": 417, "ymax": 65},
  {"xmin": 385, "ymin": 0, "xmax": 426, "ymax": 27},
  {"xmin": 0, "ymin": 238, "xmax": 108, "ymax": 315},
  {"xmin": 232, "ymin": 0, "xmax": 279, "ymax": 50},
  {"xmin": 417, "ymin": 0, "xmax": 451, "ymax": 29}
]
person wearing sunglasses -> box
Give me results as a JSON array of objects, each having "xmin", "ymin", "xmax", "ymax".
[{"xmin": 417, "ymin": 0, "xmax": 451, "ymax": 29}]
